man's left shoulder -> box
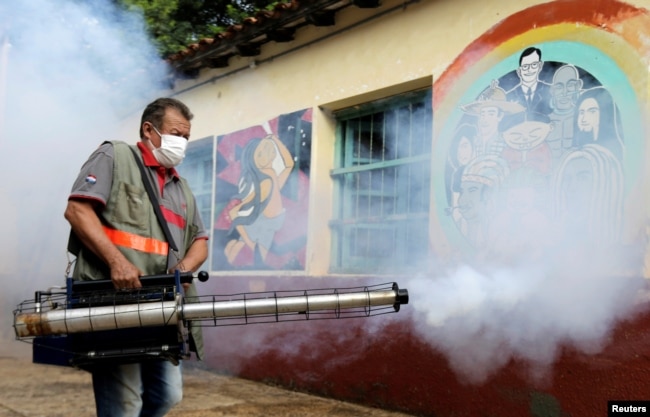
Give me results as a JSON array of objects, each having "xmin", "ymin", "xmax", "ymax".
[{"xmin": 176, "ymin": 176, "xmax": 196, "ymax": 197}]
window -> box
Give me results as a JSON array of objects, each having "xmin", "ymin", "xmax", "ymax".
[
  {"xmin": 330, "ymin": 89, "xmax": 432, "ymax": 273},
  {"xmin": 177, "ymin": 136, "xmax": 215, "ymax": 239}
]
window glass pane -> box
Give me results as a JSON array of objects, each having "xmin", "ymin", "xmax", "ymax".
[{"xmin": 331, "ymin": 89, "xmax": 432, "ymax": 272}]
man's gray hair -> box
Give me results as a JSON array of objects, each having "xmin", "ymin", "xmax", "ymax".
[{"xmin": 140, "ymin": 97, "xmax": 193, "ymax": 138}]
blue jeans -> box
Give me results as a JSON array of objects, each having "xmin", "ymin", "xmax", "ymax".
[{"xmin": 91, "ymin": 361, "xmax": 183, "ymax": 417}]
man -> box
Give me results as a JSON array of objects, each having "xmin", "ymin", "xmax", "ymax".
[
  {"xmin": 456, "ymin": 155, "xmax": 509, "ymax": 249},
  {"xmin": 547, "ymin": 64, "xmax": 583, "ymax": 163},
  {"xmin": 506, "ymin": 46, "xmax": 552, "ymax": 116},
  {"xmin": 499, "ymin": 111, "xmax": 553, "ymax": 176},
  {"xmin": 64, "ymin": 97, "xmax": 208, "ymax": 417},
  {"xmin": 460, "ymin": 81, "xmax": 525, "ymax": 158}
]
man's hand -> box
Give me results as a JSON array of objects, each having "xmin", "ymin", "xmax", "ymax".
[
  {"xmin": 65, "ymin": 199, "xmax": 144, "ymax": 289},
  {"xmin": 168, "ymin": 264, "xmax": 190, "ymax": 291},
  {"xmin": 168, "ymin": 239, "xmax": 208, "ymax": 292},
  {"xmin": 109, "ymin": 258, "xmax": 143, "ymax": 289}
]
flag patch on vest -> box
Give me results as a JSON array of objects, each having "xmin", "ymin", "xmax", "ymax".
[{"xmin": 85, "ymin": 174, "xmax": 97, "ymax": 184}]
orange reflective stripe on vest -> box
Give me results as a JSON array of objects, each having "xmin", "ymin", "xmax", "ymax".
[{"xmin": 103, "ymin": 226, "xmax": 168, "ymax": 256}]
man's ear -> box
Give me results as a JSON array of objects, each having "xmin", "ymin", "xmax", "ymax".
[{"xmin": 142, "ymin": 121, "xmax": 154, "ymax": 140}]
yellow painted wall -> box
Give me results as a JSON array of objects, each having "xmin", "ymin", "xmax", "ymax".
[
  {"xmin": 173, "ymin": 0, "xmax": 557, "ymax": 134},
  {"xmin": 108, "ymin": 2, "xmax": 650, "ymax": 415},
  {"xmin": 118, "ymin": 0, "xmax": 650, "ymax": 276},
  {"xmin": 165, "ymin": 0, "xmax": 539, "ymax": 276}
]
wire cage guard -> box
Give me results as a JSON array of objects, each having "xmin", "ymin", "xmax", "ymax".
[
  {"xmin": 14, "ymin": 282, "xmax": 409, "ymax": 338},
  {"xmin": 12, "ymin": 273, "xmax": 408, "ymax": 368}
]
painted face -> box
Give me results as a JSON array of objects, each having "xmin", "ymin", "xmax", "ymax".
[
  {"xmin": 458, "ymin": 180, "xmax": 486, "ymax": 221},
  {"xmin": 502, "ymin": 120, "xmax": 552, "ymax": 150},
  {"xmin": 518, "ymin": 52, "xmax": 542, "ymax": 84},
  {"xmin": 578, "ymin": 97, "xmax": 600, "ymax": 135},
  {"xmin": 254, "ymin": 137, "xmax": 277, "ymax": 169},
  {"xmin": 478, "ymin": 106, "xmax": 503, "ymax": 137},
  {"xmin": 551, "ymin": 67, "xmax": 581, "ymax": 112},
  {"xmin": 457, "ymin": 136, "xmax": 473, "ymax": 166}
]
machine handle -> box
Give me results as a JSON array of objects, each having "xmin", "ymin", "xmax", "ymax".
[{"xmin": 70, "ymin": 271, "xmax": 209, "ymax": 292}]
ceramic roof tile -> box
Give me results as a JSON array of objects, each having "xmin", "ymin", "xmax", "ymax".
[{"xmin": 169, "ymin": 0, "xmax": 356, "ymax": 76}]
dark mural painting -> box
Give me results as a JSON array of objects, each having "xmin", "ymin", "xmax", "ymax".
[
  {"xmin": 212, "ymin": 109, "xmax": 312, "ymax": 271},
  {"xmin": 180, "ymin": 110, "xmax": 312, "ymax": 271},
  {"xmin": 441, "ymin": 44, "xmax": 629, "ymax": 263}
]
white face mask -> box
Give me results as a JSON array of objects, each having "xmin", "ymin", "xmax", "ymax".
[{"xmin": 151, "ymin": 126, "xmax": 188, "ymax": 168}]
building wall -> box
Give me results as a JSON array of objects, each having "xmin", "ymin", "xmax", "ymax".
[{"xmin": 136, "ymin": 0, "xmax": 650, "ymax": 415}]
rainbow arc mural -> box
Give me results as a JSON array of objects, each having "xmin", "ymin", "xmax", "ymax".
[{"xmin": 432, "ymin": 0, "xmax": 648, "ymax": 266}]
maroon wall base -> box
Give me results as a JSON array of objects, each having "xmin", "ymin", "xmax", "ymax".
[{"xmin": 199, "ymin": 275, "xmax": 650, "ymax": 417}]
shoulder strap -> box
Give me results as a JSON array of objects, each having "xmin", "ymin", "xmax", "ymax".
[
  {"xmin": 178, "ymin": 177, "xmax": 196, "ymax": 250},
  {"xmin": 128, "ymin": 146, "xmax": 179, "ymax": 253}
]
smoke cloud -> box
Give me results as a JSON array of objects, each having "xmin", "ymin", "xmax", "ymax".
[
  {"xmin": 0, "ymin": 0, "xmax": 169, "ymax": 356},
  {"xmin": 407, "ymin": 220, "xmax": 647, "ymax": 384},
  {"xmin": 2, "ymin": 0, "xmax": 647, "ymax": 395}
]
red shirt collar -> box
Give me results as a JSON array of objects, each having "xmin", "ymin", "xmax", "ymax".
[{"xmin": 137, "ymin": 142, "xmax": 179, "ymax": 179}]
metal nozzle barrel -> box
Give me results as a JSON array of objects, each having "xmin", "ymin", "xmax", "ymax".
[{"xmin": 14, "ymin": 282, "xmax": 409, "ymax": 338}]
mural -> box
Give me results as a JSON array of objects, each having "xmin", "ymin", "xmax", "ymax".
[
  {"xmin": 439, "ymin": 41, "xmax": 639, "ymax": 264},
  {"xmin": 212, "ymin": 109, "xmax": 312, "ymax": 270},
  {"xmin": 177, "ymin": 135, "xmax": 215, "ymax": 272}
]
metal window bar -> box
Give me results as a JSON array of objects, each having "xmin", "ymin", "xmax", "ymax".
[
  {"xmin": 330, "ymin": 91, "xmax": 432, "ymax": 272},
  {"xmin": 331, "ymin": 91, "xmax": 432, "ymax": 272}
]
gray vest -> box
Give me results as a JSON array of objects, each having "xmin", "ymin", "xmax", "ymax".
[{"xmin": 68, "ymin": 141, "xmax": 204, "ymax": 359}]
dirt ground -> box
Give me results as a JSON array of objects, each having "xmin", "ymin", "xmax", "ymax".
[{"xmin": 0, "ymin": 357, "xmax": 414, "ymax": 417}]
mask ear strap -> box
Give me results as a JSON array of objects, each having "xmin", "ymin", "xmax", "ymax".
[{"xmin": 149, "ymin": 123, "xmax": 163, "ymax": 139}]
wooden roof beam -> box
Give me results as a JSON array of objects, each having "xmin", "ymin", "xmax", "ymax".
[
  {"xmin": 236, "ymin": 43, "xmax": 262, "ymax": 57},
  {"xmin": 353, "ymin": 0, "xmax": 381, "ymax": 7},
  {"xmin": 207, "ymin": 55, "xmax": 231, "ymax": 68},
  {"xmin": 267, "ymin": 27, "xmax": 296, "ymax": 42},
  {"xmin": 306, "ymin": 10, "xmax": 336, "ymax": 26}
]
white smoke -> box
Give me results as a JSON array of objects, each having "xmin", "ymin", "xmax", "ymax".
[
  {"xmin": 1, "ymin": 0, "xmax": 647, "ymax": 395},
  {"xmin": 407, "ymin": 252, "xmax": 647, "ymax": 384},
  {"xmin": 0, "ymin": 0, "xmax": 169, "ymax": 356}
]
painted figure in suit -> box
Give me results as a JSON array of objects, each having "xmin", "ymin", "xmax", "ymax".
[{"xmin": 506, "ymin": 46, "xmax": 552, "ymax": 116}]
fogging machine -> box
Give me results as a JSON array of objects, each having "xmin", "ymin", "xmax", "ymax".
[{"xmin": 13, "ymin": 272, "xmax": 409, "ymax": 368}]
